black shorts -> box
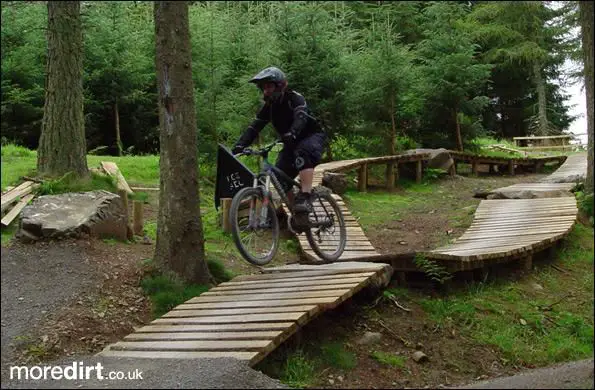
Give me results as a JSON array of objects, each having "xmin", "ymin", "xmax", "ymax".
[{"xmin": 275, "ymin": 132, "xmax": 327, "ymax": 192}]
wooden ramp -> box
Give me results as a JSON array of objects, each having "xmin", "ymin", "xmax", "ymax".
[
  {"xmin": 424, "ymin": 153, "xmax": 586, "ymax": 271},
  {"xmin": 98, "ymin": 262, "xmax": 393, "ymax": 366},
  {"xmin": 288, "ymin": 153, "xmax": 431, "ymax": 263},
  {"xmin": 539, "ymin": 153, "xmax": 587, "ymax": 183}
]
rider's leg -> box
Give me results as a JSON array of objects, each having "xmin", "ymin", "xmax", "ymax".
[{"xmin": 299, "ymin": 168, "xmax": 315, "ymax": 193}]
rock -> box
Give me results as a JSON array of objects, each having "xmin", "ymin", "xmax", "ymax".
[
  {"xmin": 416, "ymin": 342, "xmax": 424, "ymax": 350},
  {"xmin": 19, "ymin": 190, "xmax": 128, "ymax": 242},
  {"xmin": 356, "ymin": 331, "xmax": 382, "ymax": 345},
  {"xmin": 403, "ymin": 148, "xmax": 454, "ymax": 171},
  {"xmin": 519, "ymin": 318, "xmax": 527, "ymax": 326},
  {"xmin": 412, "ymin": 350, "xmax": 429, "ymax": 363},
  {"xmin": 328, "ymin": 379, "xmax": 335, "ymax": 385},
  {"xmin": 322, "ymin": 172, "xmax": 348, "ymax": 195},
  {"xmin": 486, "ymin": 190, "xmax": 571, "ymax": 199},
  {"xmin": 531, "ymin": 282, "xmax": 544, "ymax": 291}
]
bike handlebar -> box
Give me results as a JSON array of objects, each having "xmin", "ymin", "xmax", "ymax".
[{"xmin": 234, "ymin": 141, "xmax": 283, "ymax": 158}]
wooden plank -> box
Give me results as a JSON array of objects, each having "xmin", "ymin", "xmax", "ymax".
[
  {"xmin": 232, "ymin": 269, "xmax": 382, "ymax": 282},
  {"xmin": 305, "ymin": 250, "xmax": 382, "ymax": 258},
  {"xmin": 201, "ymin": 283, "xmax": 361, "ymax": 296},
  {"xmin": 99, "ymin": 350, "xmax": 259, "ymax": 362},
  {"xmin": 219, "ymin": 272, "xmax": 375, "ymax": 286},
  {"xmin": 169, "ymin": 305, "xmax": 320, "ymax": 316},
  {"xmin": 211, "ymin": 276, "xmax": 368, "ymax": 291},
  {"xmin": 186, "ymin": 290, "xmax": 351, "ymax": 304},
  {"xmin": 458, "ymin": 227, "xmax": 570, "ymax": 240},
  {"xmin": 135, "ymin": 322, "xmax": 296, "ymax": 333},
  {"xmin": 124, "ymin": 331, "xmax": 282, "ymax": 341},
  {"xmin": 150, "ymin": 311, "xmax": 310, "ymax": 324},
  {"xmin": 465, "ymin": 222, "xmax": 574, "ymax": 233},
  {"xmin": 110, "ymin": 339, "xmax": 271, "ymax": 351},
  {"xmin": 164, "ymin": 306, "xmax": 319, "ymax": 319},
  {"xmin": 1, "ymin": 181, "xmax": 34, "ymax": 212},
  {"xmin": 1, "ymin": 193, "xmax": 34, "ymax": 226},
  {"xmin": 260, "ymin": 261, "xmax": 388, "ymax": 273},
  {"xmin": 100, "ymin": 161, "xmax": 134, "ymax": 195}
]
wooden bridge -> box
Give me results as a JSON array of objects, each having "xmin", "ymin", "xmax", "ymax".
[
  {"xmin": 99, "ymin": 151, "xmax": 584, "ymax": 366},
  {"xmin": 98, "ymin": 262, "xmax": 392, "ymax": 366}
]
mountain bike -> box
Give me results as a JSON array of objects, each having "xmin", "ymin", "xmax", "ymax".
[{"xmin": 229, "ymin": 141, "xmax": 347, "ymax": 266}]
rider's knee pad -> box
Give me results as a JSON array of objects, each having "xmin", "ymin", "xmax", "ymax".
[{"xmin": 293, "ymin": 148, "xmax": 316, "ymax": 170}]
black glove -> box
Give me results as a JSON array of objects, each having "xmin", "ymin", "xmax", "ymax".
[
  {"xmin": 281, "ymin": 132, "xmax": 296, "ymax": 147},
  {"xmin": 231, "ymin": 144, "xmax": 245, "ymax": 155}
]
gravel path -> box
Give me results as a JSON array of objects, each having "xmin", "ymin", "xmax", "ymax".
[
  {"xmin": 1, "ymin": 355, "xmax": 287, "ymax": 389},
  {"xmin": 0, "ymin": 241, "xmax": 286, "ymax": 389},
  {"xmin": 1, "ymin": 241, "xmax": 99, "ymax": 373}
]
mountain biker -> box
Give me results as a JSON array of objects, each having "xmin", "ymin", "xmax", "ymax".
[{"xmin": 232, "ymin": 66, "xmax": 327, "ymax": 217}]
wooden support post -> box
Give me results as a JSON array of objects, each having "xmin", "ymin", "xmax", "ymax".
[
  {"xmin": 133, "ymin": 200, "xmax": 144, "ymax": 235},
  {"xmin": 535, "ymin": 161, "xmax": 544, "ymax": 173},
  {"xmin": 489, "ymin": 164, "xmax": 495, "ymax": 174},
  {"xmin": 520, "ymin": 254, "xmax": 533, "ymax": 272},
  {"xmin": 358, "ymin": 163, "xmax": 368, "ymax": 192},
  {"xmin": 221, "ymin": 198, "xmax": 232, "ymax": 233},
  {"xmin": 449, "ymin": 162, "xmax": 457, "ymax": 177},
  {"xmin": 395, "ymin": 162, "xmax": 400, "ymax": 181},
  {"xmin": 118, "ymin": 189, "xmax": 133, "ymax": 240},
  {"xmin": 472, "ymin": 161, "xmax": 479, "ymax": 176},
  {"xmin": 396, "ymin": 272, "xmax": 407, "ymax": 286},
  {"xmin": 415, "ymin": 160, "xmax": 422, "ymax": 184},
  {"xmin": 508, "ymin": 160, "xmax": 515, "ymax": 175},
  {"xmin": 386, "ymin": 163, "xmax": 395, "ymax": 191},
  {"xmin": 118, "ymin": 189, "xmax": 129, "ymax": 219}
]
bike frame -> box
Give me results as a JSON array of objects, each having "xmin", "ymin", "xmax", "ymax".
[{"xmin": 239, "ymin": 142, "xmax": 333, "ymax": 232}]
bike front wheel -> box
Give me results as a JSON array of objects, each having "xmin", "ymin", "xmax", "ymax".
[
  {"xmin": 305, "ymin": 190, "xmax": 347, "ymax": 263},
  {"xmin": 230, "ymin": 187, "xmax": 280, "ymax": 266}
]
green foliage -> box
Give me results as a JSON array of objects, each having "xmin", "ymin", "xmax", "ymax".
[
  {"xmin": 280, "ymin": 350, "xmax": 316, "ymax": 389},
  {"xmin": 370, "ymin": 351, "xmax": 406, "ymax": 367},
  {"xmin": 576, "ymin": 191, "xmax": 594, "ymax": 222},
  {"xmin": 319, "ymin": 341, "xmax": 357, "ymax": 370},
  {"xmin": 206, "ymin": 256, "xmax": 235, "ymax": 284},
  {"xmin": 413, "ymin": 254, "xmax": 453, "ymax": 285},
  {"xmin": 140, "ymin": 271, "xmax": 209, "ymax": 318},
  {"xmin": 0, "ymin": 1, "xmax": 580, "ymax": 157},
  {"xmin": 37, "ymin": 172, "xmax": 117, "ymax": 196}
]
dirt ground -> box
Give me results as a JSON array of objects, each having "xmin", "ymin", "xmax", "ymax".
[{"xmin": 0, "ymin": 167, "xmax": 585, "ymax": 388}]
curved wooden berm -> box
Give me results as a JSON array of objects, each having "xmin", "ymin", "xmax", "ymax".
[{"xmin": 423, "ymin": 153, "xmax": 586, "ymax": 272}]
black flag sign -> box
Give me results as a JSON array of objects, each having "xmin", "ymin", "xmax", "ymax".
[{"xmin": 214, "ymin": 144, "xmax": 256, "ymax": 210}]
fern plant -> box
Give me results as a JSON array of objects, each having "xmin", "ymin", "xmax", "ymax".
[{"xmin": 413, "ymin": 254, "xmax": 453, "ymax": 284}]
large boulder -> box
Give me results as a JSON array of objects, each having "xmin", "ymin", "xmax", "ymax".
[
  {"xmin": 322, "ymin": 172, "xmax": 348, "ymax": 195},
  {"xmin": 486, "ymin": 190, "xmax": 573, "ymax": 199},
  {"xmin": 404, "ymin": 148, "xmax": 454, "ymax": 171},
  {"xmin": 399, "ymin": 148, "xmax": 454, "ymax": 180},
  {"xmin": 18, "ymin": 190, "xmax": 128, "ymax": 242}
]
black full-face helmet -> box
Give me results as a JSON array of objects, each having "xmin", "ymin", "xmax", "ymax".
[{"xmin": 249, "ymin": 66, "xmax": 287, "ymax": 101}]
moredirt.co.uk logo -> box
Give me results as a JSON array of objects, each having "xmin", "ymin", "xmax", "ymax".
[{"xmin": 10, "ymin": 361, "xmax": 143, "ymax": 381}]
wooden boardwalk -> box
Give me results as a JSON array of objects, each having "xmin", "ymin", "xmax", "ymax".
[
  {"xmin": 424, "ymin": 153, "xmax": 586, "ymax": 271},
  {"xmin": 290, "ymin": 153, "xmax": 430, "ymax": 263},
  {"xmin": 98, "ymin": 262, "xmax": 393, "ymax": 366}
]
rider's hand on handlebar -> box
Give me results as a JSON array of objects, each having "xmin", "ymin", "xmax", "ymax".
[{"xmin": 232, "ymin": 144, "xmax": 245, "ymax": 155}]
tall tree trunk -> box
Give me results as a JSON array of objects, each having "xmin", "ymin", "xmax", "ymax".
[
  {"xmin": 389, "ymin": 91, "xmax": 397, "ymax": 155},
  {"xmin": 37, "ymin": 1, "xmax": 88, "ymax": 178},
  {"xmin": 533, "ymin": 61, "xmax": 549, "ymax": 136},
  {"xmin": 580, "ymin": 1, "xmax": 594, "ymax": 195},
  {"xmin": 454, "ymin": 107, "xmax": 463, "ymax": 151},
  {"xmin": 114, "ymin": 99, "xmax": 122, "ymax": 156},
  {"xmin": 154, "ymin": 1, "xmax": 211, "ymax": 285}
]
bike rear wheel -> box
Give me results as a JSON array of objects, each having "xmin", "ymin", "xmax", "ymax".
[
  {"xmin": 305, "ymin": 190, "xmax": 347, "ymax": 263},
  {"xmin": 230, "ymin": 187, "xmax": 280, "ymax": 266}
]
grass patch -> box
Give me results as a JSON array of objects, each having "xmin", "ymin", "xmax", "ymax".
[
  {"xmin": 144, "ymin": 221, "xmax": 157, "ymax": 240},
  {"xmin": 140, "ymin": 272, "xmax": 209, "ymax": 318},
  {"xmin": 418, "ymin": 224, "xmax": 593, "ymax": 366},
  {"xmin": 1, "ymin": 225, "xmax": 18, "ymax": 246},
  {"xmin": 319, "ymin": 341, "xmax": 357, "ymax": 370},
  {"xmin": 279, "ymin": 350, "xmax": 317, "ymax": 389},
  {"xmin": 0, "ymin": 144, "xmax": 37, "ymax": 191},
  {"xmin": 37, "ymin": 171, "xmax": 118, "ymax": 195},
  {"xmin": 370, "ymin": 351, "xmax": 406, "ymax": 367},
  {"xmin": 206, "ymin": 256, "xmax": 235, "ymax": 284}
]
